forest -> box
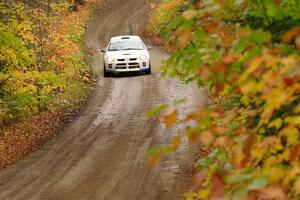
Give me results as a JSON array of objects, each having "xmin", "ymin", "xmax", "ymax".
[
  {"xmin": 0, "ymin": 0, "xmax": 94, "ymax": 127},
  {"xmin": 0, "ymin": 0, "xmax": 96, "ymax": 166},
  {"xmin": 147, "ymin": 0, "xmax": 300, "ymax": 199}
]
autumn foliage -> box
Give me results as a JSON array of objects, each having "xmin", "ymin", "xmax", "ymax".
[
  {"xmin": 0, "ymin": 0, "xmax": 97, "ymax": 167},
  {"xmin": 147, "ymin": 0, "xmax": 300, "ymax": 199},
  {"xmin": 0, "ymin": 0, "xmax": 95, "ymax": 128}
]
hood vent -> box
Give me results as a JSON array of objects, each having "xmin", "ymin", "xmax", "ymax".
[{"xmin": 123, "ymin": 53, "xmax": 131, "ymax": 55}]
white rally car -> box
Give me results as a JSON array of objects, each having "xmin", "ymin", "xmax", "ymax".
[{"xmin": 101, "ymin": 35, "xmax": 151, "ymax": 77}]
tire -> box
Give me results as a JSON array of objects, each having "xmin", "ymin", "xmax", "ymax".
[
  {"xmin": 146, "ymin": 63, "xmax": 152, "ymax": 75},
  {"xmin": 103, "ymin": 63, "xmax": 110, "ymax": 77}
]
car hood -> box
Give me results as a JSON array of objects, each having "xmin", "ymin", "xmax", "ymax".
[{"xmin": 105, "ymin": 50, "xmax": 149, "ymax": 59}]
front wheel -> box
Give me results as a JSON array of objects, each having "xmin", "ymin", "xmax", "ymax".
[
  {"xmin": 103, "ymin": 63, "xmax": 110, "ymax": 77},
  {"xmin": 146, "ymin": 63, "xmax": 152, "ymax": 75}
]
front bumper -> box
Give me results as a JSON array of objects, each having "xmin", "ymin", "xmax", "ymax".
[{"xmin": 105, "ymin": 60, "xmax": 150, "ymax": 73}]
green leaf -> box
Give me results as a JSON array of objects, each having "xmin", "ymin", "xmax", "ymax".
[
  {"xmin": 232, "ymin": 186, "xmax": 249, "ymax": 200},
  {"xmin": 146, "ymin": 145, "xmax": 163, "ymax": 156},
  {"xmin": 251, "ymin": 30, "xmax": 271, "ymax": 44},
  {"xmin": 173, "ymin": 97, "xmax": 187, "ymax": 106},
  {"xmin": 233, "ymin": 37, "xmax": 249, "ymax": 53},
  {"xmin": 247, "ymin": 176, "xmax": 268, "ymax": 190},
  {"xmin": 195, "ymin": 157, "xmax": 213, "ymax": 168},
  {"xmin": 145, "ymin": 104, "xmax": 168, "ymax": 117},
  {"xmin": 227, "ymin": 172, "xmax": 253, "ymax": 184}
]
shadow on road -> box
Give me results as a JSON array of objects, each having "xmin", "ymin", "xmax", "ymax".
[{"xmin": 105, "ymin": 72, "xmax": 151, "ymax": 78}]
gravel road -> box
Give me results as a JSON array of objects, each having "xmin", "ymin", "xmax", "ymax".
[{"xmin": 0, "ymin": 0, "xmax": 205, "ymax": 199}]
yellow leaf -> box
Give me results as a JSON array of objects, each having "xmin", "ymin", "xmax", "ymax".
[
  {"xmin": 284, "ymin": 166, "xmax": 300, "ymax": 184},
  {"xmin": 262, "ymin": 89, "xmax": 289, "ymax": 119},
  {"xmin": 240, "ymin": 81, "xmax": 255, "ymax": 94},
  {"xmin": 268, "ymin": 167, "xmax": 285, "ymax": 183},
  {"xmin": 280, "ymin": 126, "xmax": 299, "ymax": 146},
  {"xmin": 197, "ymin": 189, "xmax": 209, "ymax": 199},
  {"xmin": 149, "ymin": 2, "xmax": 157, "ymax": 9},
  {"xmin": 285, "ymin": 116, "xmax": 300, "ymax": 126},
  {"xmin": 182, "ymin": 10, "xmax": 197, "ymax": 20},
  {"xmin": 240, "ymin": 56, "xmax": 264, "ymax": 82},
  {"xmin": 294, "ymin": 178, "xmax": 300, "ymax": 193},
  {"xmin": 248, "ymin": 56, "xmax": 264, "ymax": 73},
  {"xmin": 294, "ymin": 104, "xmax": 300, "ymax": 113},
  {"xmin": 240, "ymin": 80, "xmax": 261, "ymax": 94},
  {"xmin": 265, "ymin": 54, "xmax": 279, "ymax": 68},
  {"xmin": 268, "ymin": 118, "xmax": 282, "ymax": 129}
]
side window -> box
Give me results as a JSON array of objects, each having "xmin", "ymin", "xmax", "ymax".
[
  {"xmin": 141, "ymin": 41, "xmax": 146, "ymax": 49},
  {"xmin": 107, "ymin": 41, "xmax": 113, "ymax": 51}
]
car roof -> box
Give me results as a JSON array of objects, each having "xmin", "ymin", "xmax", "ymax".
[{"xmin": 110, "ymin": 35, "xmax": 142, "ymax": 42}]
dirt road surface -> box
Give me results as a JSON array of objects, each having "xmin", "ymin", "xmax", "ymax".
[{"xmin": 0, "ymin": 0, "xmax": 205, "ymax": 199}]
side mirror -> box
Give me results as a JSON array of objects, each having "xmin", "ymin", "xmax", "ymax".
[
  {"xmin": 100, "ymin": 48, "xmax": 106, "ymax": 53},
  {"xmin": 147, "ymin": 46, "xmax": 152, "ymax": 50}
]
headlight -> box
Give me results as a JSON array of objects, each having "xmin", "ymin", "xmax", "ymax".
[
  {"xmin": 139, "ymin": 54, "xmax": 147, "ymax": 61},
  {"xmin": 107, "ymin": 56, "xmax": 115, "ymax": 62}
]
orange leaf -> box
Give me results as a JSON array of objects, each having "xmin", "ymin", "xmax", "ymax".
[
  {"xmin": 184, "ymin": 112, "xmax": 199, "ymax": 122},
  {"xmin": 200, "ymin": 130, "xmax": 214, "ymax": 146},
  {"xmin": 214, "ymin": 126, "xmax": 227, "ymax": 135},
  {"xmin": 215, "ymin": 61, "xmax": 227, "ymax": 73},
  {"xmin": 222, "ymin": 110, "xmax": 237, "ymax": 125},
  {"xmin": 148, "ymin": 153, "xmax": 161, "ymax": 167},
  {"xmin": 188, "ymin": 131, "xmax": 198, "ymax": 144},
  {"xmin": 210, "ymin": 172, "xmax": 225, "ymax": 199},
  {"xmin": 202, "ymin": 12, "xmax": 214, "ymax": 18},
  {"xmin": 194, "ymin": 169, "xmax": 208, "ymax": 185},
  {"xmin": 214, "ymin": 81, "xmax": 224, "ymax": 95},
  {"xmin": 198, "ymin": 66, "xmax": 211, "ymax": 80},
  {"xmin": 215, "ymin": 136, "xmax": 227, "ymax": 147},
  {"xmin": 203, "ymin": 21, "xmax": 218, "ymax": 34},
  {"xmin": 223, "ymin": 53, "xmax": 236, "ymax": 64},
  {"xmin": 283, "ymin": 26, "xmax": 300, "ymax": 44},
  {"xmin": 163, "ymin": 109, "xmax": 178, "ymax": 128},
  {"xmin": 294, "ymin": 178, "xmax": 300, "ymax": 193},
  {"xmin": 241, "ymin": 134, "xmax": 255, "ymax": 167},
  {"xmin": 290, "ymin": 144, "xmax": 299, "ymax": 163},
  {"xmin": 258, "ymin": 185, "xmax": 287, "ymax": 199},
  {"xmin": 170, "ymin": 136, "xmax": 181, "ymax": 149},
  {"xmin": 295, "ymin": 35, "xmax": 300, "ymax": 49},
  {"xmin": 268, "ymin": 48, "xmax": 282, "ymax": 55},
  {"xmin": 178, "ymin": 30, "xmax": 191, "ymax": 49}
]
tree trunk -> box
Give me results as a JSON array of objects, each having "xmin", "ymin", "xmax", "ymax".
[{"xmin": 71, "ymin": 0, "xmax": 85, "ymax": 12}]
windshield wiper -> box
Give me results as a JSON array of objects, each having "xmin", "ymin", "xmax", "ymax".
[{"xmin": 122, "ymin": 48, "xmax": 143, "ymax": 50}]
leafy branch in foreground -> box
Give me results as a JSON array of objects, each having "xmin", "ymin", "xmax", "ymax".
[{"xmin": 147, "ymin": 0, "xmax": 300, "ymax": 199}]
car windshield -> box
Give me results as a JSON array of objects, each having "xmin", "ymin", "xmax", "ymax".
[{"xmin": 108, "ymin": 40, "xmax": 145, "ymax": 51}]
